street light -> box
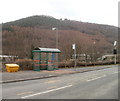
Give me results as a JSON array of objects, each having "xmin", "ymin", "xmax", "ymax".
[
  {"xmin": 52, "ymin": 28, "xmax": 59, "ymax": 69},
  {"xmin": 52, "ymin": 28, "xmax": 58, "ymax": 48}
]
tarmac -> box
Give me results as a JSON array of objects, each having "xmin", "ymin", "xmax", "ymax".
[{"xmin": 1, "ymin": 65, "xmax": 116, "ymax": 84}]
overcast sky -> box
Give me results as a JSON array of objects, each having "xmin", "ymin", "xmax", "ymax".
[{"xmin": 1, "ymin": 0, "xmax": 119, "ymax": 26}]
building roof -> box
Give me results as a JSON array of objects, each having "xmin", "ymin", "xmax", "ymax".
[
  {"xmin": 0, "ymin": 55, "xmax": 18, "ymax": 57},
  {"xmin": 33, "ymin": 47, "xmax": 61, "ymax": 53}
]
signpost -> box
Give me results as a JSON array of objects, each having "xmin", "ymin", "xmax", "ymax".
[
  {"xmin": 113, "ymin": 41, "xmax": 117, "ymax": 64},
  {"xmin": 72, "ymin": 44, "xmax": 77, "ymax": 69},
  {"xmin": 114, "ymin": 41, "xmax": 117, "ymax": 46}
]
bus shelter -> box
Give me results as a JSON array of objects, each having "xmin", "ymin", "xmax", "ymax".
[{"xmin": 32, "ymin": 47, "xmax": 61, "ymax": 71}]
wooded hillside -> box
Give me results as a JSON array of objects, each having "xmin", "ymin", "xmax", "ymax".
[{"xmin": 2, "ymin": 15, "xmax": 118, "ymax": 60}]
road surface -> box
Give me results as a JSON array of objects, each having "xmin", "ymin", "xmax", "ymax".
[{"xmin": 2, "ymin": 65, "xmax": 119, "ymax": 99}]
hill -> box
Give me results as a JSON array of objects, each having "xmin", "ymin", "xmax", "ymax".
[{"xmin": 2, "ymin": 15, "xmax": 118, "ymax": 60}]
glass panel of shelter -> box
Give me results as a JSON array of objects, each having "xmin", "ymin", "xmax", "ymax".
[
  {"xmin": 54, "ymin": 53, "xmax": 58, "ymax": 69},
  {"xmin": 47, "ymin": 53, "xmax": 54, "ymax": 70},
  {"xmin": 41, "ymin": 53, "xmax": 47, "ymax": 70},
  {"xmin": 33, "ymin": 52, "xmax": 40, "ymax": 71}
]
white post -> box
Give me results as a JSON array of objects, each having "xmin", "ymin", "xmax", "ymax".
[
  {"xmin": 74, "ymin": 48, "xmax": 77, "ymax": 68},
  {"xmin": 114, "ymin": 54, "xmax": 116, "ymax": 64},
  {"xmin": 72, "ymin": 44, "xmax": 76, "ymax": 69},
  {"xmin": 113, "ymin": 41, "xmax": 117, "ymax": 64}
]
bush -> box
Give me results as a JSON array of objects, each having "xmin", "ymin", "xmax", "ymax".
[
  {"xmin": 58, "ymin": 60, "xmax": 74, "ymax": 68},
  {"xmin": 15, "ymin": 59, "xmax": 33, "ymax": 70},
  {"xmin": 1, "ymin": 63, "xmax": 6, "ymax": 72},
  {"xmin": 58, "ymin": 60, "xmax": 116, "ymax": 68}
]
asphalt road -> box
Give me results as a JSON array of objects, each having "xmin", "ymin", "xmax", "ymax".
[{"xmin": 2, "ymin": 65, "xmax": 119, "ymax": 99}]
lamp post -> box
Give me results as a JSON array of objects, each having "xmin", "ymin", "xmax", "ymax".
[{"xmin": 52, "ymin": 28, "xmax": 58, "ymax": 48}]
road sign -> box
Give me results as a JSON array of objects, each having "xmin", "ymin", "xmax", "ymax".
[
  {"xmin": 72, "ymin": 44, "xmax": 76, "ymax": 50},
  {"xmin": 114, "ymin": 41, "xmax": 117, "ymax": 46}
]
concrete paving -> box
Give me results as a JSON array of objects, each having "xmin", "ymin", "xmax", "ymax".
[{"xmin": 1, "ymin": 65, "xmax": 118, "ymax": 83}]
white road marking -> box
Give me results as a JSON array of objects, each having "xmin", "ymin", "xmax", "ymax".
[
  {"xmin": 87, "ymin": 75, "xmax": 106, "ymax": 82},
  {"xmin": 21, "ymin": 85, "xmax": 72, "ymax": 99}
]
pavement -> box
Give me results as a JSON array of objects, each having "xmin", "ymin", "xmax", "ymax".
[
  {"xmin": 1, "ymin": 65, "xmax": 117, "ymax": 83},
  {"xmin": 2, "ymin": 65, "xmax": 119, "ymax": 99}
]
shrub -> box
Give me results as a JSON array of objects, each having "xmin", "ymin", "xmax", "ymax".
[
  {"xmin": 58, "ymin": 60, "xmax": 74, "ymax": 68},
  {"xmin": 15, "ymin": 59, "xmax": 33, "ymax": 70}
]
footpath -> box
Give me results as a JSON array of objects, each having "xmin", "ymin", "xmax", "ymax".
[{"xmin": 1, "ymin": 65, "xmax": 117, "ymax": 83}]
